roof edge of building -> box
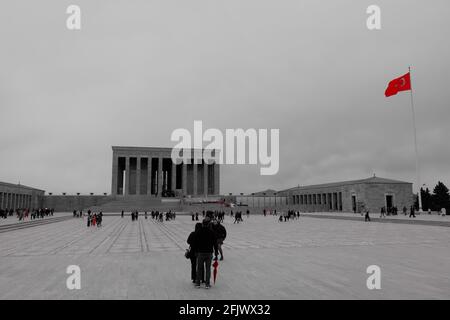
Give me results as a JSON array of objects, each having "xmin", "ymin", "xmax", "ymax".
[
  {"xmin": 0, "ymin": 181, "xmax": 45, "ymax": 192},
  {"xmin": 277, "ymin": 176, "xmax": 412, "ymax": 193}
]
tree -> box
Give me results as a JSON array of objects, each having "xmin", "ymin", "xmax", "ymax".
[
  {"xmin": 432, "ymin": 181, "xmax": 450, "ymax": 213},
  {"xmin": 420, "ymin": 187, "xmax": 432, "ymax": 211},
  {"xmin": 414, "ymin": 193, "xmax": 419, "ymax": 210}
]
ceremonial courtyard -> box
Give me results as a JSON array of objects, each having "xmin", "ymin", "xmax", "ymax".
[{"xmin": 0, "ymin": 213, "xmax": 448, "ymax": 299}]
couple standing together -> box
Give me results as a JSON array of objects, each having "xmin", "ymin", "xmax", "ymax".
[{"xmin": 187, "ymin": 217, "xmax": 227, "ymax": 289}]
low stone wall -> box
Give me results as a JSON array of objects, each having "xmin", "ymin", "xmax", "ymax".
[{"xmin": 43, "ymin": 195, "xmax": 110, "ymax": 212}]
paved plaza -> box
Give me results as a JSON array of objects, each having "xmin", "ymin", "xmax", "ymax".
[{"xmin": 0, "ymin": 214, "xmax": 449, "ymax": 299}]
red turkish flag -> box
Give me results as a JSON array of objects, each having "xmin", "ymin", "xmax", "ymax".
[{"xmin": 385, "ymin": 72, "xmax": 411, "ymax": 97}]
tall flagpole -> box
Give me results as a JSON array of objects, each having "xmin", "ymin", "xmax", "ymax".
[{"xmin": 409, "ymin": 66, "xmax": 422, "ymax": 212}]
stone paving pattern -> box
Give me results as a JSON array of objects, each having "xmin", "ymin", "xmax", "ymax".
[{"xmin": 0, "ymin": 214, "xmax": 449, "ymax": 299}]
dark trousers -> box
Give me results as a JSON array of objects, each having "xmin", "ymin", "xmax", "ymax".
[
  {"xmin": 190, "ymin": 256, "xmax": 197, "ymax": 281},
  {"xmin": 217, "ymin": 239, "xmax": 224, "ymax": 258},
  {"xmin": 196, "ymin": 253, "xmax": 212, "ymax": 286}
]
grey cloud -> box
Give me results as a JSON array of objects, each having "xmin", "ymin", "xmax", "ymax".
[{"xmin": 0, "ymin": 0, "xmax": 449, "ymax": 194}]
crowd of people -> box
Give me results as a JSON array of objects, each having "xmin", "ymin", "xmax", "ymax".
[
  {"xmin": 278, "ymin": 210, "xmax": 300, "ymax": 222},
  {"xmin": 364, "ymin": 205, "xmax": 418, "ymax": 221},
  {"xmin": 186, "ymin": 213, "xmax": 227, "ymax": 289},
  {"xmin": 0, "ymin": 208, "xmax": 54, "ymax": 220},
  {"xmin": 72, "ymin": 209, "xmax": 103, "ymax": 227},
  {"xmin": 231, "ymin": 210, "xmax": 245, "ymax": 223},
  {"xmin": 119, "ymin": 210, "xmax": 178, "ymax": 222},
  {"xmin": 191, "ymin": 210, "xmax": 226, "ymax": 222},
  {"xmin": 72, "ymin": 210, "xmax": 83, "ymax": 218},
  {"xmin": 86, "ymin": 210, "xmax": 103, "ymax": 227}
]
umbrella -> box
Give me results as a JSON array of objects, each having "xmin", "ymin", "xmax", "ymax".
[{"xmin": 212, "ymin": 259, "xmax": 219, "ymax": 284}]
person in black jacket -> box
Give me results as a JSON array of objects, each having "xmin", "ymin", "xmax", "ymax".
[
  {"xmin": 194, "ymin": 218, "xmax": 218, "ymax": 289},
  {"xmin": 187, "ymin": 223, "xmax": 203, "ymax": 283},
  {"xmin": 212, "ymin": 220, "xmax": 227, "ymax": 261},
  {"xmin": 409, "ymin": 206, "xmax": 416, "ymax": 218}
]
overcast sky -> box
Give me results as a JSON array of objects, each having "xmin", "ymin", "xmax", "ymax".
[{"xmin": 1, "ymin": 0, "xmax": 449, "ymax": 195}]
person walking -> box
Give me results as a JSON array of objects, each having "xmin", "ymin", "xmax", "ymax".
[
  {"xmin": 364, "ymin": 208, "xmax": 371, "ymax": 222},
  {"xmin": 87, "ymin": 213, "xmax": 91, "ymax": 227},
  {"xmin": 187, "ymin": 223, "xmax": 203, "ymax": 283},
  {"xmin": 212, "ymin": 220, "xmax": 227, "ymax": 261},
  {"xmin": 194, "ymin": 218, "xmax": 218, "ymax": 289},
  {"xmin": 96, "ymin": 212, "xmax": 102, "ymax": 227},
  {"xmin": 380, "ymin": 206, "xmax": 386, "ymax": 218},
  {"xmin": 409, "ymin": 206, "xmax": 416, "ymax": 218}
]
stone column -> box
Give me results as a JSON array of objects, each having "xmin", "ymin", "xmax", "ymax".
[
  {"xmin": 125, "ymin": 157, "xmax": 130, "ymax": 196},
  {"xmin": 193, "ymin": 163, "xmax": 198, "ymax": 196},
  {"xmin": 111, "ymin": 155, "xmax": 118, "ymax": 195},
  {"xmin": 136, "ymin": 157, "xmax": 141, "ymax": 195},
  {"xmin": 147, "ymin": 157, "xmax": 152, "ymax": 195},
  {"xmin": 203, "ymin": 163, "xmax": 208, "ymax": 197},
  {"xmin": 182, "ymin": 163, "xmax": 187, "ymax": 196},
  {"xmin": 171, "ymin": 162, "xmax": 176, "ymax": 194},
  {"xmin": 214, "ymin": 163, "xmax": 220, "ymax": 195},
  {"xmin": 157, "ymin": 157, "xmax": 163, "ymax": 197}
]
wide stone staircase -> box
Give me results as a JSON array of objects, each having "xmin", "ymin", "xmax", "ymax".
[
  {"xmin": 84, "ymin": 196, "xmax": 182, "ymax": 212},
  {"xmin": 84, "ymin": 195, "xmax": 230, "ymax": 213}
]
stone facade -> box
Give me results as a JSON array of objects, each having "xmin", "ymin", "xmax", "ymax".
[
  {"xmin": 278, "ymin": 176, "xmax": 414, "ymax": 213},
  {"xmin": 43, "ymin": 195, "xmax": 110, "ymax": 212},
  {"xmin": 111, "ymin": 146, "xmax": 220, "ymax": 197},
  {"xmin": 0, "ymin": 181, "xmax": 45, "ymax": 210}
]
